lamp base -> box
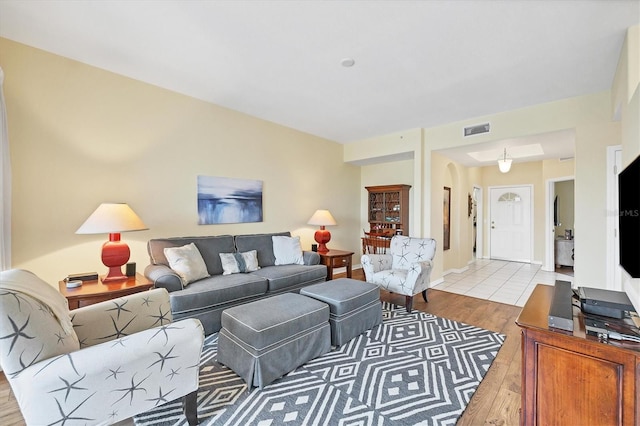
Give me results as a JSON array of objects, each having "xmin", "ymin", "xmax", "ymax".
[
  {"xmin": 101, "ymin": 233, "xmax": 130, "ymax": 282},
  {"xmin": 314, "ymin": 228, "xmax": 331, "ymax": 253},
  {"xmin": 102, "ymin": 267, "xmax": 129, "ymax": 282},
  {"xmin": 316, "ymin": 244, "xmax": 329, "ymax": 253}
]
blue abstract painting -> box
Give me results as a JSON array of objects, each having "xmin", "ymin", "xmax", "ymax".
[{"xmin": 197, "ymin": 175, "xmax": 263, "ymax": 224}]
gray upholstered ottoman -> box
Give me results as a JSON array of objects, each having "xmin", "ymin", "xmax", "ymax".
[
  {"xmin": 300, "ymin": 278, "xmax": 382, "ymax": 346},
  {"xmin": 217, "ymin": 292, "xmax": 331, "ymax": 389}
]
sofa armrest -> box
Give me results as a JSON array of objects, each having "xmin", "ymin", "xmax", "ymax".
[
  {"xmin": 71, "ymin": 288, "xmax": 173, "ymax": 347},
  {"xmin": 361, "ymin": 254, "xmax": 393, "ymax": 279},
  {"xmin": 404, "ymin": 260, "xmax": 434, "ymax": 292},
  {"xmin": 145, "ymin": 264, "xmax": 183, "ymax": 292},
  {"xmin": 303, "ymin": 250, "xmax": 320, "ymax": 265},
  {"xmin": 9, "ymin": 318, "xmax": 204, "ymax": 426}
]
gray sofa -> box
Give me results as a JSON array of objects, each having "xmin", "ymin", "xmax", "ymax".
[{"xmin": 144, "ymin": 232, "xmax": 327, "ymax": 334}]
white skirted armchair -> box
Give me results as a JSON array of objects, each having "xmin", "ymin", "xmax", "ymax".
[
  {"xmin": 0, "ymin": 269, "xmax": 204, "ymax": 426},
  {"xmin": 361, "ymin": 235, "xmax": 436, "ymax": 313}
]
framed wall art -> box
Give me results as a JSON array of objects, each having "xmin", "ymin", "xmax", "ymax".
[
  {"xmin": 443, "ymin": 186, "xmax": 451, "ymax": 250},
  {"xmin": 197, "ymin": 175, "xmax": 263, "ymax": 224}
]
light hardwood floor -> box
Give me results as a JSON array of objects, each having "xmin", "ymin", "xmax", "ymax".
[{"xmin": 1, "ymin": 268, "xmax": 523, "ymax": 425}]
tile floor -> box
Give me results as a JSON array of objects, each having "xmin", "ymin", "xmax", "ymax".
[{"xmin": 433, "ymin": 258, "xmax": 574, "ymax": 307}]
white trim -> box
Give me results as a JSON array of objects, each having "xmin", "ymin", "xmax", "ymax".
[
  {"xmin": 429, "ymin": 277, "xmax": 444, "ymax": 287},
  {"xmin": 443, "ymin": 266, "xmax": 470, "ymax": 275},
  {"xmin": 606, "ymin": 145, "xmax": 622, "ymax": 290},
  {"xmin": 0, "ymin": 66, "xmax": 11, "ymax": 270},
  {"xmin": 623, "ymin": 270, "xmax": 640, "ymax": 313}
]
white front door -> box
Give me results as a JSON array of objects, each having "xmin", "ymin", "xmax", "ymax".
[{"xmin": 489, "ymin": 186, "xmax": 532, "ymax": 262}]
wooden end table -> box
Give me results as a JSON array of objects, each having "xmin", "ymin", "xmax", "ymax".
[
  {"xmin": 318, "ymin": 249, "xmax": 354, "ymax": 280},
  {"xmin": 59, "ymin": 273, "xmax": 154, "ymax": 309}
]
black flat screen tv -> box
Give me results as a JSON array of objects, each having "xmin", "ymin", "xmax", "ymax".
[{"xmin": 618, "ymin": 153, "xmax": 640, "ymax": 278}]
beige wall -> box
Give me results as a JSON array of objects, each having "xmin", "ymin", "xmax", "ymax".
[
  {"xmin": 346, "ymin": 128, "xmax": 424, "ymax": 237},
  {"xmin": 613, "ymin": 25, "xmax": 640, "ymax": 310},
  {"xmin": 350, "ymin": 24, "xmax": 638, "ymax": 307},
  {"xmin": 1, "ymin": 38, "xmax": 361, "ymax": 285},
  {"xmin": 429, "ymin": 151, "xmax": 476, "ymax": 278},
  {"xmin": 349, "ymin": 92, "xmax": 619, "ymax": 288},
  {"xmin": 3, "ymin": 21, "xmax": 638, "ymax": 309}
]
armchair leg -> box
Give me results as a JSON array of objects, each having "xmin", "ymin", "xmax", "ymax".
[
  {"xmin": 421, "ymin": 289, "xmax": 428, "ymax": 303},
  {"xmin": 184, "ymin": 390, "xmax": 199, "ymax": 425},
  {"xmin": 405, "ymin": 295, "xmax": 414, "ymax": 313}
]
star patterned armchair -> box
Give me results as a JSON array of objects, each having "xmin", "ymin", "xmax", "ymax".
[
  {"xmin": 0, "ymin": 269, "xmax": 204, "ymax": 426},
  {"xmin": 361, "ymin": 236, "xmax": 436, "ymax": 313}
]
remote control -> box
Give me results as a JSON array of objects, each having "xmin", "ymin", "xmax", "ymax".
[{"xmin": 66, "ymin": 280, "xmax": 83, "ymax": 289}]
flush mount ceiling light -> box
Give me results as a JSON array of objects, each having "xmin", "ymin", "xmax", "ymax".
[
  {"xmin": 340, "ymin": 57, "xmax": 355, "ymax": 67},
  {"xmin": 498, "ymin": 148, "xmax": 512, "ymax": 173}
]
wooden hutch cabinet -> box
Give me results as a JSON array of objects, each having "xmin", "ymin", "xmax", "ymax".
[{"xmin": 366, "ymin": 184, "xmax": 411, "ymax": 236}]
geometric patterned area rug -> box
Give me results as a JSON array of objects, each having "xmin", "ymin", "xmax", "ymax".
[{"xmin": 134, "ymin": 301, "xmax": 505, "ymax": 426}]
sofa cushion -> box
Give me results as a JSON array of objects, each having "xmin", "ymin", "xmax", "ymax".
[
  {"xmin": 234, "ymin": 232, "xmax": 290, "ymax": 267},
  {"xmin": 252, "ymin": 264, "xmax": 327, "ymax": 292},
  {"xmin": 164, "ymin": 243, "xmax": 210, "ymax": 285},
  {"xmin": 148, "ymin": 235, "xmax": 235, "ymax": 276},
  {"xmin": 219, "ymin": 250, "xmax": 260, "ymax": 275},
  {"xmin": 272, "ymin": 235, "xmax": 304, "ymax": 265},
  {"xmin": 168, "ymin": 274, "xmax": 268, "ymax": 315}
]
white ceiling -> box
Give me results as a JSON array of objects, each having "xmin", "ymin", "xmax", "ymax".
[{"xmin": 0, "ymin": 1, "xmax": 638, "ymax": 165}]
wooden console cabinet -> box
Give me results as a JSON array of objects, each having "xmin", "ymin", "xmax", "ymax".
[{"xmin": 516, "ymin": 284, "xmax": 639, "ymax": 425}]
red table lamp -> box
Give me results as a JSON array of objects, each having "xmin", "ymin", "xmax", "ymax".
[
  {"xmin": 307, "ymin": 209, "xmax": 337, "ymax": 253},
  {"xmin": 76, "ymin": 203, "xmax": 148, "ymax": 282}
]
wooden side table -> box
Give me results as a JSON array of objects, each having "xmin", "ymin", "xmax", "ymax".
[
  {"xmin": 318, "ymin": 249, "xmax": 354, "ymax": 280},
  {"xmin": 59, "ymin": 273, "xmax": 154, "ymax": 309}
]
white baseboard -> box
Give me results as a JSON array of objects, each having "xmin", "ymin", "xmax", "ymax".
[
  {"xmin": 430, "ymin": 277, "xmax": 444, "ymax": 287},
  {"xmin": 443, "ymin": 266, "xmax": 469, "ymax": 276}
]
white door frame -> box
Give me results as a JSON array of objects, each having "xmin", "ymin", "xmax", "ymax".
[
  {"xmin": 606, "ymin": 145, "xmax": 622, "ymax": 290},
  {"xmin": 488, "ymin": 184, "xmax": 534, "ymax": 262},
  {"xmin": 543, "ymin": 176, "xmax": 574, "ymax": 272}
]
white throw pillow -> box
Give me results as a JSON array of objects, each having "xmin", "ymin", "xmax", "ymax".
[
  {"xmin": 219, "ymin": 250, "xmax": 260, "ymax": 275},
  {"xmin": 164, "ymin": 243, "xmax": 210, "ymax": 286},
  {"xmin": 272, "ymin": 235, "xmax": 304, "ymax": 265}
]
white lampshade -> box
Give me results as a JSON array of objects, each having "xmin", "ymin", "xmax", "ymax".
[
  {"xmin": 307, "ymin": 209, "xmax": 337, "ymax": 226},
  {"xmin": 498, "ymin": 148, "xmax": 512, "ymax": 173},
  {"xmin": 76, "ymin": 203, "xmax": 148, "ymax": 234}
]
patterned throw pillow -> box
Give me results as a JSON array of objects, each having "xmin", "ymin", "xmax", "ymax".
[
  {"xmin": 272, "ymin": 235, "xmax": 305, "ymax": 265},
  {"xmin": 164, "ymin": 243, "xmax": 210, "ymax": 286},
  {"xmin": 219, "ymin": 250, "xmax": 260, "ymax": 275}
]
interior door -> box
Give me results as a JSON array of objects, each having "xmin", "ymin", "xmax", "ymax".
[{"xmin": 490, "ymin": 186, "xmax": 532, "ymax": 262}]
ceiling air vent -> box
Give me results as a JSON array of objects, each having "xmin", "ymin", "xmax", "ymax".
[{"xmin": 464, "ymin": 123, "xmax": 490, "ymax": 137}]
